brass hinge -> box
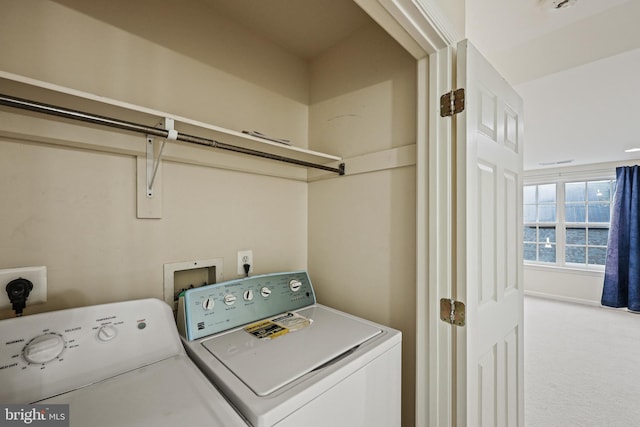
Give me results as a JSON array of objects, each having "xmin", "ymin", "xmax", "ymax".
[
  {"xmin": 440, "ymin": 88, "xmax": 465, "ymax": 117},
  {"xmin": 440, "ymin": 298, "xmax": 466, "ymax": 326}
]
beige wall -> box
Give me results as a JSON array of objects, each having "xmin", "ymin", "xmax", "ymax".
[
  {"xmin": 1, "ymin": 2, "xmax": 419, "ymax": 426},
  {"xmin": 0, "ymin": 0, "xmax": 311, "ymax": 317},
  {"xmin": 0, "ymin": 136, "xmax": 308, "ymax": 316},
  {"xmin": 307, "ymin": 23, "xmax": 417, "ymax": 427},
  {"xmin": 524, "ymin": 266, "xmax": 605, "ymax": 305},
  {"xmin": 0, "ymin": 0, "xmax": 310, "ymax": 145}
]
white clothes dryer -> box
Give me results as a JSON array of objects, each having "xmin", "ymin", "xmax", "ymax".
[
  {"xmin": 178, "ymin": 271, "xmax": 402, "ymax": 427},
  {"xmin": 0, "ymin": 298, "xmax": 248, "ymax": 427}
]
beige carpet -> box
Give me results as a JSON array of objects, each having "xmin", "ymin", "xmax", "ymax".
[{"xmin": 525, "ymin": 296, "xmax": 640, "ymax": 426}]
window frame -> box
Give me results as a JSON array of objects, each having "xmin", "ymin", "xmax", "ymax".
[{"xmin": 524, "ymin": 169, "xmax": 616, "ymax": 272}]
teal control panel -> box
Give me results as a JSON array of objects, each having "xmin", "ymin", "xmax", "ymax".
[{"xmin": 179, "ymin": 271, "xmax": 316, "ymax": 340}]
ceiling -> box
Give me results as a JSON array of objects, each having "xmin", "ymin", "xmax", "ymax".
[
  {"xmin": 466, "ymin": 0, "xmax": 640, "ymax": 170},
  {"xmin": 200, "ymin": 0, "xmax": 373, "ymax": 59}
]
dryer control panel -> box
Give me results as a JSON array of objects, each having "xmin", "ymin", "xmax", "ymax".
[{"xmin": 178, "ymin": 271, "xmax": 316, "ymax": 340}]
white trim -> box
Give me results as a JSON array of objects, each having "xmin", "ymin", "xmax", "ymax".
[
  {"xmin": 524, "ymin": 291, "xmax": 602, "ymax": 307},
  {"xmin": 524, "ymin": 263, "xmax": 605, "ymax": 278},
  {"xmin": 377, "ymin": 0, "xmax": 456, "ymax": 56},
  {"xmin": 411, "ymin": 0, "xmax": 462, "ymax": 44},
  {"xmin": 525, "ymin": 161, "xmax": 623, "ymax": 182},
  {"xmin": 415, "ymin": 56, "xmax": 430, "ymax": 427},
  {"xmin": 426, "ymin": 45, "xmax": 454, "ymax": 427}
]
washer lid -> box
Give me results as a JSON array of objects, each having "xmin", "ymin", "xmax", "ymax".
[{"xmin": 200, "ymin": 306, "xmax": 382, "ymax": 396}]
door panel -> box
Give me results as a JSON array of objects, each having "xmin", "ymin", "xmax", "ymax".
[{"xmin": 455, "ymin": 39, "xmax": 524, "ymax": 427}]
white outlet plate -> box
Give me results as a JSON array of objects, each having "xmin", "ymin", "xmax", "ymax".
[
  {"xmin": 237, "ymin": 250, "xmax": 254, "ymax": 275},
  {"xmin": 0, "ymin": 266, "xmax": 47, "ymax": 310}
]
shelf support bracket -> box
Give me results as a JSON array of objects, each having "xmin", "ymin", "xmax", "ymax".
[{"xmin": 146, "ymin": 117, "xmax": 177, "ymax": 197}]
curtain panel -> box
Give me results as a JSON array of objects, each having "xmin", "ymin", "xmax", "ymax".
[{"xmin": 602, "ymin": 165, "xmax": 640, "ymax": 310}]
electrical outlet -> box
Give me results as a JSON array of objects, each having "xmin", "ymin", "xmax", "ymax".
[
  {"xmin": 237, "ymin": 250, "xmax": 253, "ymax": 275},
  {"xmin": 0, "ymin": 266, "xmax": 47, "ymax": 310}
]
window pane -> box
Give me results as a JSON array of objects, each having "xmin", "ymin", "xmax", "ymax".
[
  {"xmin": 524, "ymin": 178, "xmax": 613, "ymax": 269},
  {"xmin": 565, "ymin": 182, "xmax": 585, "ymax": 202},
  {"xmin": 588, "ymin": 203, "xmax": 611, "ymax": 223},
  {"xmin": 566, "ymin": 227, "xmax": 586, "ymax": 245},
  {"xmin": 588, "ymin": 181, "xmax": 612, "ymax": 201},
  {"xmin": 566, "ymin": 246, "xmax": 586, "ymax": 264},
  {"xmin": 588, "ymin": 247, "xmax": 607, "ymax": 265},
  {"xmin": 588, "ymin": 228, "xmax": 609, "ymax": 246},
  {"xmin": 524, "ymin": 226, "xmax": 537, "ymax": 242},
  {"xmin": 539, "ymin": 245, "xmax": 556, "ymax": 262},
  {"xmin": 524, "ymin": 243, "xmax": 537, "ymax": 261},
  {"xmin": 565, "ymin": 204, "xmax": 585, "ymax": 222},
  {"xmin": 538, "ymin": 184, "xmax": 556, "ymax": 203},
  {"xmin": 523, "ymin": 186, "xmax": 537, "ymax": 204},
  {"xmin": 539, "ymin": 204, "xmax": 556, "ymax": 222},
  {"xmin": 539, "ymin": 226, "xmax": 556, "ymax": 243},
  {"xmin": 524, "ymin": 205, "xmax": 537, "ymax": 222}
]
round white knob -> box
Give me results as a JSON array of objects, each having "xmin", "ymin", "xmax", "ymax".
[
  {"xmin": 224, "ymin": 294, "xmax": 237, "ymax": 306},
  {"xmin": 289, "ymin": 280, "xmax": 302, "ymax": 292},
  {"xmin": 97, "ymin": 325, "xmax": 118, "ymax": 342},
  {"xmin": 243, "ymin": 290, "xmax": 254, "ymax": 301},
  {"xmin": 260, "ymin": 287, "xmax": 271, "ymax": 298},
  {"xmin": 23, "ymin": 333, "xmax": 65, "ymax": 364},
  {"xmin": 202, "ymin": 297, "xmax": 215, "ymax": 310}
]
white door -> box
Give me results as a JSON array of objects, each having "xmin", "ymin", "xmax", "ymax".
[{"xmin": 454, "ymin": 39, "xmax": 524, "ymax": 427}]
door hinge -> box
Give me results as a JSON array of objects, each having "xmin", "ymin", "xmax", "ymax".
[
  {"xmin": 440, "ymin": 88, "xmax": 465, "ymax": 117},
  {"xmin": 440, "ymin": 298, "xmax": 466, "ymax": 326}
]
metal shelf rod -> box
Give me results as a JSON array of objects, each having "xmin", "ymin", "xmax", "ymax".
[{"xmin": 0, "ymin": 94, "xmax": 345, "ymax": 176}]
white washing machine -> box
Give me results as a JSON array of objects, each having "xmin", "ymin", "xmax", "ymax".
[
  {"xmin": 0, "ymin": 298, "xmax": 248, "ymax": 427},
  {"xmin": 178, "ymin": 271, "xmax": 402, "ymax": 427}
]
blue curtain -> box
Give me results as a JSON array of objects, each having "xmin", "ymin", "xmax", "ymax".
[{"xmin": 602, "ymin": 165, "xmax": 640, "ymax": 310}]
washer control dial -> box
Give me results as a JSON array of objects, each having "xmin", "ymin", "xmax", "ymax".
[
  {"xmin": 202, "ymin": 297, "xmax": 215, "ymax": 311},
  {"xmin": 97, "ymin": 325, "xmax": 118, "ymax": 342},
  {"xmin": 224, "ymin": 294, "xmax": 237, "ymax": 306},
  {"xmin": 289, "ymin": 279, "xmax": 302, "ymax": 292},
  {"xmin": 260, "ymin": 287, "xmax": 271, "ymax": 298},
  {"xmin": 243, "ymin": 290, "xmax": 254, "ymax": 301},
  {"xmin": 23, "ymin": 333, "xmax": 65, "ymax": 364}
]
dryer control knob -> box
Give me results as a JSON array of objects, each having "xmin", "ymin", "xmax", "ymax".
[
  {"xmin": 97, "ymin": 325, "xmax": 118, "ymax": 342},
  {"xmin": 260, "ymin": 287, "xmax": 271, "ymax": 298},
  {"xmin": 243, "ymin": 290, "xmax": 254, "ymax": 301},
  {"xmin": 224, "ymin": 294, "xmax": 237, "ymax": 306},
  {"xmin": 23, "ymin": 333, "xmax": 65, "ymax": 364},
  {"xmin": 289, "ymin": 280, "xmax": 302, "ymax": 292}
]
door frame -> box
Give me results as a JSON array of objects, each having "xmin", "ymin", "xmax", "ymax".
[{"xmin": 353, "ymin": 1, "xmax": 457, "ymax": 426}]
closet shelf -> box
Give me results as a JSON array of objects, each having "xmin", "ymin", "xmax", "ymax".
[{"xmin": 0, "ymin": 71, "xmax": 344, "ymax": 175}]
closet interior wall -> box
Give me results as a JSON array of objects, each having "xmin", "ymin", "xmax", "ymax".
[{"xmin": 0, "ymin": 0, "xmax": 417, "ymax": 425}]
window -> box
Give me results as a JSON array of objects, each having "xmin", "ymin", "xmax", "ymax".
[
  {"xmin": 524, "ymin": 184, "xmax": 557, "ymax": 263},
  {"xmin": 524, "ymin": 178, "xmax": 616, "ymax": 269}
]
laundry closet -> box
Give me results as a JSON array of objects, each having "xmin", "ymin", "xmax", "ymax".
[{"xmin": 0, "ymin": 0, "xmax": 419, "ymax": 424}]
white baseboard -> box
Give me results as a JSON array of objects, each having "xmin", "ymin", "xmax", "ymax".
[{"xmin": 524, "ymin": 290, "xmax": 601, "ymax": 307}]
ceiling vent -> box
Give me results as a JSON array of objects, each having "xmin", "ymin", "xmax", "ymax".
[{"xmin": 543, "ymin": 0, "xmax": 577, "ymax": 10}]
